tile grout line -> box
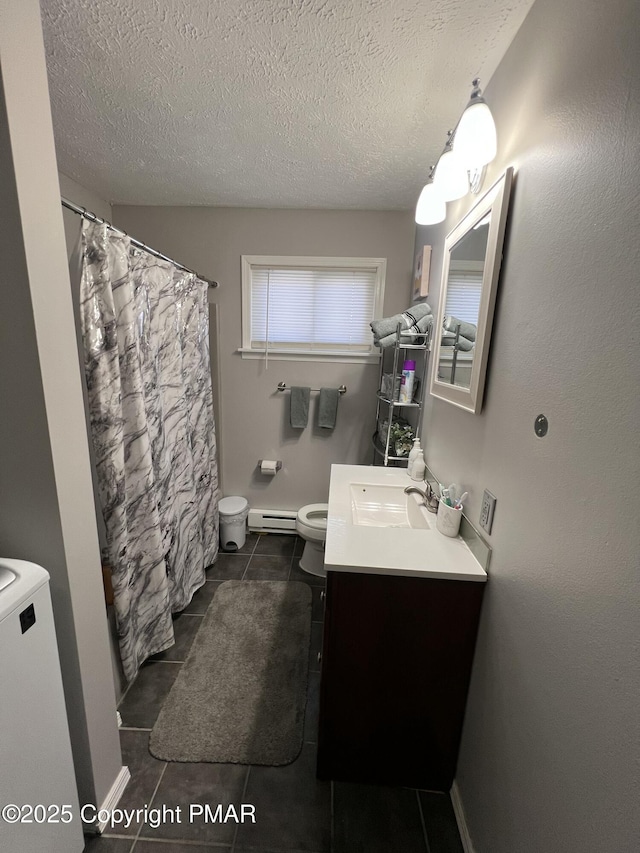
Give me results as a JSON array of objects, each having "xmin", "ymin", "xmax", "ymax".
[
  {"xmin": 230, "ymin": 764, "xmax": 252, "ymax": 853},
  {"xmin": 94, "ymin": 832, "xmax": 138, "ymax": 841},
  {"xmin": 133, "ymin": 835, "xmax": 231, "ymax": 848},
  {"xmin": 239, "ymin": 534, "xmax": 300, "ymax": 581},
  {"xmin": 287, "ymin": 545, "xmax": 296, "ymax": 581},
  {"xmin": 330, "ymin": 779, "xmax": 335, "ymax": 853},
  {"xmin": 128, "ymin": 760, "xmax": 168, "ymax": 852},
  {"xmin": 239, "ymin": 531, "xmax": 259, "ymax": 581},
  {"xmin": 416, "ymin": 788, "xmax": 432, "ymax": 853},
  {"xmin": 248, "ymin": 533, "xmax": 259, "ymax": 558}
]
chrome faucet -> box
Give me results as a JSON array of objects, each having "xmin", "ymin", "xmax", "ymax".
[{"xmin": 404, "ymin": 482, "xmax": 437, "ymax": 511}]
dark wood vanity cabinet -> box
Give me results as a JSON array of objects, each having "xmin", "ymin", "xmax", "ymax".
[{"xmin": 317, "ymin": 570, "xmax": 485, "ymax": 791}]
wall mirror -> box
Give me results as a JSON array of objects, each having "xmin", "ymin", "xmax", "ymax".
[{"xmin": 430, "ymin": 167, "xmax": 513, "ymax": 414}]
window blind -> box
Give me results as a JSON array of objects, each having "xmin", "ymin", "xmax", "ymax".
[
  {"xmin": 444, "ymin": 270, "xmax": 483, "ymax": 326},
  {"xmin": 250, "ymin": 266, "xmax": 377, "ymax": 351}
]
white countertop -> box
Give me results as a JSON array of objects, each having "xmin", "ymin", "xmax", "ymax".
[{"xmin": 325, "ymin": 464, "xmax": 487, "ymax": 582}]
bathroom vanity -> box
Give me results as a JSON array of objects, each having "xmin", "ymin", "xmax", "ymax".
[{"xmin": 317, "ymin": 464, "xmax": 487, "ymax": 791}]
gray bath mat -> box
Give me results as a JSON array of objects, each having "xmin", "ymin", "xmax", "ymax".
[{"xmin": 149, "ymin": 580, "xmax": 312, "ymax": 765}]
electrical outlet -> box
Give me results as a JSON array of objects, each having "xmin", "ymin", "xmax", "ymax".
[{"xmin": 480, "ymin": 490, "xmax": 496, "ymax": 534}]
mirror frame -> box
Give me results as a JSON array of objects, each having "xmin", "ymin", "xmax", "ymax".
[{"xmin": 429, "ymin": 167, "xmax": 513, "ymax": 414}]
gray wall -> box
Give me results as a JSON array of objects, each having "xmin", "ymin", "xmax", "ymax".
[
  {"xmin": 0, "ymin": 0, "xmax": 122, "ymax": 812},
  {"xmin": 112, "ymin": 206, "xmax": 415, "ymax": 508},
  {"xmin": 416, "ymin": 0, "xmax": 640, "ymax": 850}
]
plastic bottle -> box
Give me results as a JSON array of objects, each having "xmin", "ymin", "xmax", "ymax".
[
  {"xmin": 410, "ymin": 450, "xmax": 426, "ymax": 482},
  {"xmin": 399, "ymin": 359, "xmax": 416, "ymax": 403},
  {"xmin": 407, "ymin": 438, "xmax": 422, "ymax": 477}
]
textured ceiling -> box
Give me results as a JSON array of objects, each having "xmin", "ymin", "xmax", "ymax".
[{"xmin": 41, "ymin": 0, "xmax": 534, "ymax": 209}]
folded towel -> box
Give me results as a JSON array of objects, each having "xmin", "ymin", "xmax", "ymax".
[
  {"xmin": 317, "ymin": 388, "xmax": 340, "ymax": 429},
  {"xmin": 290, "ymin": 386, "xmax": 310, "ymax": 428},
  {"xmin": 376, "ymin": 314, "xmax": 433, "ymax": 348},
  {"xmin": 441, "ymin": 332, "xmax": 474, "ymax": 352},
  {"xmin": 456, "ymin": 336, "xmax": 474, "ymax": 352},
  {"xmin": 375, "ymin": 312, "xmax": 432, "ymax": 343},
  {"xmin": 443, "ymin": 315, "xmax": 477, "ymax": 343},
  {"xmin": 370, "ymin": 303, "xmax": 432, "ymax": 340}
]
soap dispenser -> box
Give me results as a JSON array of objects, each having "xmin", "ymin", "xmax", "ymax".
[
  {"xmin": 410, "ymin": 449, "xmax": 426, "ymax": 481},
  {"xmin": 407, "ymin": 438, "xmax": 421, "ymax": 477}
]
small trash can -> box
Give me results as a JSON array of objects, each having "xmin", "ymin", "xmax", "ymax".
[{"xmin": 219, "ymin": 496, "xmax": 249, "ymax": 551}]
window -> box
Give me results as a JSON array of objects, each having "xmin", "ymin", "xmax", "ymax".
[
  {"xmin": 443, "ymin": 262, "xmax": 484, "ymax": 325},
  {"xmin": 241, "ymin": 256, "xmax": 386, "ymax": 362}
]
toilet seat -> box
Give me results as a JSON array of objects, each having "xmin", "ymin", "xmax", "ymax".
[{"xmin": 296, "ymin": 503, "xmax": 328, "ymax": 542}]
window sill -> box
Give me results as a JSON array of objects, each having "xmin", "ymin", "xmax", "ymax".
[{"xmin": 237, "ymin": 348, "xmax": 380, "ymax": 364}]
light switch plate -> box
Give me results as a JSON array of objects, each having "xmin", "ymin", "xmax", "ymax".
[{"xmin": 480, "ymin": 490, "xmax": 496, "ymax": 534}]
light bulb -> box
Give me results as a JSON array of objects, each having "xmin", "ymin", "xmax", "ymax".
[
  {"xmin": 453, "ymin": 100, "xmax": 497, "ymax": 169},
  {"xmin": 415, "ymin": 182, "xmax": 446, "ymax": 225},
  {"xmin": 433, "ymin": 148, "xmax": 469, "ymax": 201}
]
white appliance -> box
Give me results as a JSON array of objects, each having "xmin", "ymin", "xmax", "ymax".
[{"xmin": 0, "ymin": 558, "xmax": 84, "ymax": 852}]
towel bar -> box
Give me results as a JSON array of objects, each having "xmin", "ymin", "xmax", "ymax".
[{"xmin": 277, "ymin": 382, "xmax": 347, "ymax": 395}]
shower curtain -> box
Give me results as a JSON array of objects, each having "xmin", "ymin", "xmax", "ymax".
[{"xmin": 79, "ymin": 220, "xmax": 219, "ymax": 682}]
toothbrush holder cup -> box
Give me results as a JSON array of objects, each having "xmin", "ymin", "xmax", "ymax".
[{"xmin": 436, "ymin": 500, "xmax": 462, "ymax": 538}]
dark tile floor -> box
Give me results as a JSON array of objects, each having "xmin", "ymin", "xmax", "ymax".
[{"xmin": 85, "ymin": 533, "xmax": 464, "ymax": 853}]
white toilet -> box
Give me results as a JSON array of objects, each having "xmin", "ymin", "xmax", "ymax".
[{"xmin": 296, "ymin": 503, "xmax": 328, "ymax": 577}]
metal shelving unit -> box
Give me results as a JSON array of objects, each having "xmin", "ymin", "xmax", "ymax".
[{"xmin": 372, "ymin": 324, "xmax": 431, "ymax": 466}]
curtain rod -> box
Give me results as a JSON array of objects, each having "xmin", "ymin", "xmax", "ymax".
[{"xmin": 60, "ymin": 197, "xmax": 219, "ymax": 288}]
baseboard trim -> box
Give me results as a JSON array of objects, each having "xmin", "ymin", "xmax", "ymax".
[
  {"xmin": 82, "ymin": 765, "xmax": 131, "ymax": 834},
  {"xmin": 451, "ymin": 780, "xmax": 476, "ymax": 853}
]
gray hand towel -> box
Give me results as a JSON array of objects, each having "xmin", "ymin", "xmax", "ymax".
[
  {"xmin": 441, "ymin": 332, "xmax": 474, "ymax": 352},
  {"xmin": 370, "ymin": 303, "xmax": 432, "ymax": 340},
  {"xmin": 443, "ymin": 315, "xmax": 477, "ymax": 342},
  {"xmin": 290, "ymin": 386, "xmax": 310, "ymax": 428},
  {"xmin": 376, "ymin": 314, "xmax": 433, "ymax": 348},
  {"xmin": 317, "ymin": 388, "xmax": 340, "ymax": 429}
]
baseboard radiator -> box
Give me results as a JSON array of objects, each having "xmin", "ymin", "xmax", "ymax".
[{"xmin": 248, "ymin": 508, "xmax": 298, "ymax": 534}]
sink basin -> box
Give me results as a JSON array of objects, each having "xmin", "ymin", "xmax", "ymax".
[
  {"xmin": 350, "ymin": 483, "xmax": 432, "ymax": 529},
  {"xmin": 326, "ymin": 465, "xmax": 487, "ymax": 582},
  {"xmin": 0, "ymin": 564, "xmax": 17, "ymax": 593},
  {"xmin": 326, "ymin": 465, "xmax": 487, "ymax": 581}
]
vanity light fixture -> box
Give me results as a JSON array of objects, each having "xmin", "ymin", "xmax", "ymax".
[
  {"xmin": 415, "ymin": 167, "xmax": 446, "ymax": 225},
  {"xmin": 453, "ymin": 78, "xmax": 497, "ymax": 170},
  {"xmin": 433, "ymin": 132, "xmax": 469, "ymax": 202},
  {"xmin": 414, "ymin": 79, "xmax": 498, "ymax": 224}
]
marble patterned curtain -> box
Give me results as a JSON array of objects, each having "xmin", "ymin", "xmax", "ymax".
[{"xmin": 79, "ymin": 220, "xmax": 219, "ymax": 682}]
